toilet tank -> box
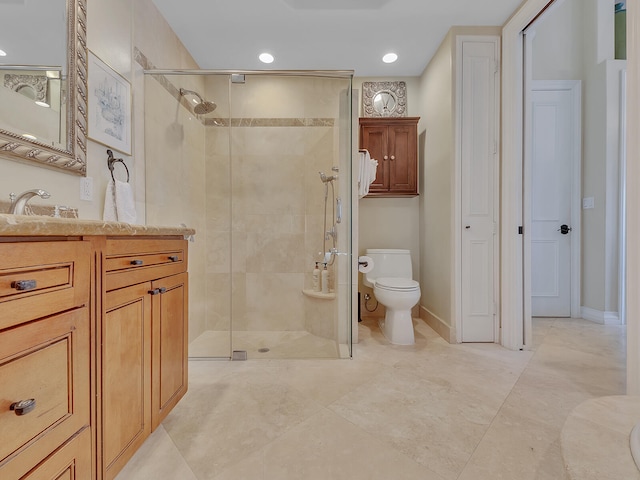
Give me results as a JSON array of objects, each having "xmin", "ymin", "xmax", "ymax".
[{"xmin": 363, "ymin": 249, "xmax": 413, "ymax": 287}]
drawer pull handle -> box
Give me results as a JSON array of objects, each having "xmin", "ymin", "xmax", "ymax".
[
  {"xmin": 10, "ymin": 399, "xmax": 36, "ymax": 416},
  {"xmin": 168, "ymin": 255, "xmax": 179, "ymax": 262},
  {"xmin": 158, "ymin": 287, "xmax": 167, "ymax": 294},
  {"xmin": 130, "ymin": 260, "xmax": 144, "ymax": 266},
  {"xmin": 149, "ymin": 288, "xmax": 160, "ymax": 295},
  {"xmin": 11, "ymin": 280, "xmax": 37, "ymax": 291}
]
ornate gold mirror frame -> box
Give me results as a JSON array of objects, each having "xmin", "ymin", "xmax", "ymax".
[{"xmin": 0, "ymin": 0, "xmax": 87, "ymax": 175}]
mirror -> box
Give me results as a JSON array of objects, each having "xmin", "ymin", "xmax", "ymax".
[
  {"xmin": 372, "ymin": 90, "xmax": 397, "ymax": 116},
  {"xmin": 0, "ymin": 0, "xmax": 87, "ymax": 175},
  {"xmin": 362, "ymin": 81, "xmax": 407, "ymax": 118}
]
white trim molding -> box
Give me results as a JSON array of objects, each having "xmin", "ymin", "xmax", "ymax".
[
  {"xmin": 581, "ymin": 306, "xmax": 621, "ymax": 325},
  {"xmin": 501, "ymin": 0, "xmax": 556, "ymax": 350}
]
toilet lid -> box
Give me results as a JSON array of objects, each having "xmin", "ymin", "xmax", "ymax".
[{"xmin": 375, "ymin": 277, "xmax": 420, "ymax": 291}]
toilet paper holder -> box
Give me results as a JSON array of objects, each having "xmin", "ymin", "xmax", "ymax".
[{"xmin": 358, "ymin": 260, "xmax": 369, "ymax": 267}]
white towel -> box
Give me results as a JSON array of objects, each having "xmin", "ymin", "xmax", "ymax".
[
  {"xmin": 357, "ymin": 150, "xmax": 379, "ymax": 198},
  {"xmin": 358, "ymin": 150, "xmax": 370, "ymax": 198},
  {"xmin": 115, "ymin": 179, "xmax": 137, "ymax": 224},
  {"xmin": 368, "ymin": 158, "xmax": 378, "ymax": 186},
  {"xmin": 103, "ymin": 179, "xmax": 137, "ymax": 224},
  {"xmin": 103, "ymin": 180, "xmax": 117, "ymax": 221}
]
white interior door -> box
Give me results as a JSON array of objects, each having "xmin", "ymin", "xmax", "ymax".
[
  {"xmin": 530, "ymin": 83, "xmax": 579, "ymax": 317},
  {"xmin": 460, "ymin": 39, "xmax": 498, "ymax": 342}
]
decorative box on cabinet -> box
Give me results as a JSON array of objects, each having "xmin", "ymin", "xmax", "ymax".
[
  {"xmin": 359, "ymin": 117, "xmax": 419, "ymax": 197},
  {"xmin": 0, "ymin": 241, "xmax": 91, "ymax": 480},
  {"xmin": 99, "ymin": 238, "xmax": 188, "ymax": 480}
]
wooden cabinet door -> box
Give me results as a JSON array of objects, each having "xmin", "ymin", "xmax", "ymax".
[
  {"xmin": 151, "ymin": 273, "xmax": 188, "ymax": 430},
  {"xmin": 102, "ymin": 282, "xmax": 152, "ymax": 480},
  {"xmin": 388, "ymin": 123, "xmax": 417, "ymax": 193},
  {"xmin": 359, "ymin": 117, "xmax": 419, "ymax": 196},
  {"xmin": 360, "ymin": 124, "xmax": 389, "ymax": 191}
]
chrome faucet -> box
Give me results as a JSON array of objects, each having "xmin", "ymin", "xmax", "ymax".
[{"xmin": 9, "ymin": 189, "xmax": 51, "ymax": 215}]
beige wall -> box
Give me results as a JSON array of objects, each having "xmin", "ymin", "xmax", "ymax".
[{"xmin": 417, "ymin": 31, "xmax": 455, "ymax": 331}]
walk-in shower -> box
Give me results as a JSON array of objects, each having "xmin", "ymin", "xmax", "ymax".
[{"xmin": 144, "ymin": 70, "xmax": 354, "ymax": 360}]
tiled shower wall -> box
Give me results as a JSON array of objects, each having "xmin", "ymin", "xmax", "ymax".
[
  {"xmin": 143, "ymin": 71, "xmax": 208, "ymax": 343},
  {"xmin": 205, "ymin": 75, "xmax": 349, "ymax": 338}
]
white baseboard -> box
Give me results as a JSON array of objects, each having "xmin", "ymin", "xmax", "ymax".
[
  {"xmin": 420, "ymin": 305, "xmax": 456, "ymax": 343},
  {"xmin": 580, "ymin": 306, "xmax": 621, "ymax": 325}
]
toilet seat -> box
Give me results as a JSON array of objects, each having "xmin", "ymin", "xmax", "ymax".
[{"xmin": 375, "ymin": 277, "xmax": 420, "ymax": 292}]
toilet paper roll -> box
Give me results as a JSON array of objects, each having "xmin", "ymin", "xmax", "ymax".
[{"xmin": 358, "ymin": 255, "xmax": 374, "ymax": 274}]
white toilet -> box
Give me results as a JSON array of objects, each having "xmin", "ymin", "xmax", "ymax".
[{"xmin": 362, "ymin": 249, "xmax": 421, "ymax": 345}]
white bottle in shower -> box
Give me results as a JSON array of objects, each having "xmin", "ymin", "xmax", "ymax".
[
  {"xmin": 321, "ymin": 263, "xmax": 329, "ymax": 294},
  {"xmin": 313, "ymin": 262, "xmax": 321, "ymax": 292}
]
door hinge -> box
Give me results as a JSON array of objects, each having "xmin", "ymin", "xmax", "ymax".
[{"xmin": 494, "ymin": 59, "xmax": 500, "ymax": 74}]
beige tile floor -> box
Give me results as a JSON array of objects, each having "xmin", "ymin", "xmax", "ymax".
[{"xmin": 116, "ymin": 316, "xmax": 627, "ymax": 480}]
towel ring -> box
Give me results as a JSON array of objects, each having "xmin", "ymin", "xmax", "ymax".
[{"xmin": 106, "ymin": 149, "xmax": 130, "ymax": 183}]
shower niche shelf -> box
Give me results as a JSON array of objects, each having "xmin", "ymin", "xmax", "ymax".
[{"xmin": 302, "ymin": 289, "xmax": 336, "ymax": 300}]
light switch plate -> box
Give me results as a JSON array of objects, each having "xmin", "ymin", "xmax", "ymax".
[{"xmin": 582, "ymin": 197, "xmax": 595, "ymax": 209}]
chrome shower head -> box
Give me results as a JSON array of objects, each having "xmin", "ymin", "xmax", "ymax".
[{"xmin": 179, "ymin": 88, "xmax": 217, "ymax": 115}]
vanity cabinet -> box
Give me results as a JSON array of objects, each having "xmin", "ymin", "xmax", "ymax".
[
  {"xmin": 100, "ymin": 238, "xmax": 188, "ymax": 480},
  {"xmin": 359, "ymin": 117, "xmax": 419, "ymax": 197},
  {"xmin": 0, "ymin": 240, "xmax": 91, "ymax": 479},
  {"xmin": 0, "ymin": 217, "xmax": 193, "ymax": 480}
]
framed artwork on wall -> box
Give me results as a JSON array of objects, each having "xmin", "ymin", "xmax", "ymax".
[
  {"xmin": 362, "ymin": 81, "xmax": 407, "ymax": 117},
  {"xmin": 87, "ymin": 51, "xmax": 132, "ymax": 155}
]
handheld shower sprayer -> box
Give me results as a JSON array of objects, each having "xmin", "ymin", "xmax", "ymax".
[{"xmin": 319, "ymin": 171, "xmax": 338, "ymax": 183}]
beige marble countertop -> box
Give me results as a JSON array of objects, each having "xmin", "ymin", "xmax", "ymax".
[
  {"xmin": 0, "ymin": 214, "xmax": 196, "ymax": 237},
  {"xmin": 561, "ymin": 395, "xmax": 640, "ymax": 480}
]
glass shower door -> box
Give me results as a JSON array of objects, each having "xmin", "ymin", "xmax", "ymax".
[{"xmin": 145, "ymin": 70, "xmax": 353, "ymax": 360}]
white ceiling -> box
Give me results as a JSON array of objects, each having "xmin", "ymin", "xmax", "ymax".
[{"xmin": 151, "ymin": 0, "xmax": 524, "ymax": 77}]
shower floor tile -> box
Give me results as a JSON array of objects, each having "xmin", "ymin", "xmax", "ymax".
[{"xmin": 188, "ymin": 329, "xmax": 339, "ymax": 359}]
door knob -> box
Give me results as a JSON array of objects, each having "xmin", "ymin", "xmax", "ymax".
[{"xmin": 558, "ymin": 224, "xmax": 572, "ymax": 235}]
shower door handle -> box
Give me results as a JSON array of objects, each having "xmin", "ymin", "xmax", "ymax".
[{"xmin": 336, "ymin": 197, "xmax": 342, "ymax": 224}]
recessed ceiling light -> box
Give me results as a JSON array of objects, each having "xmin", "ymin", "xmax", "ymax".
[
  {"xmin": 259, "ymin": 52, "xmax": 274, "ymax": 64},
  {"xmin": 35, "ymin": 101, "xmax": 50, "ymax": 108},
  {"xmin": 0, "ymin": 49, "xmax": 7, "ymax": 57},
  {"xmin": 382, "ymin": 53, "xmax": 398, "ymax": 64},
  {"xmin": 22, "ymin": 133, "xmax": 37, "ymax": 140}
]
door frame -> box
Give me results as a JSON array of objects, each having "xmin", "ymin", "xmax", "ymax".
[
  {"xmin": 501, "ymin": 0, "xmax": 557, "ymax": 350},
  {"xmin": 525, "ymin": 78, "xmax": 582, "ymax": 321}
]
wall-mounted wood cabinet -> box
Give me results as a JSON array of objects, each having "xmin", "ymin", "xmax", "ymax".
[{"xmin": 359, "ymin": 117, "xmax": 420, "ymax": 197}]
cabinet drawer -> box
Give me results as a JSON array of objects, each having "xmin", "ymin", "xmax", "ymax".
[
  {"xmin": 0, "ymin": 241, "xmax": 90, "ymax": 330},
  {"xmin": 105, "ymin": 239, "xmax": 187, "ymax": 291},
  {"xmin": 23, "ymin": 427, "xmax": 91, "ymax": 480},
  {"xmin": 0, "ymin": 308, "xmax": 89, "ymax": 479}
]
